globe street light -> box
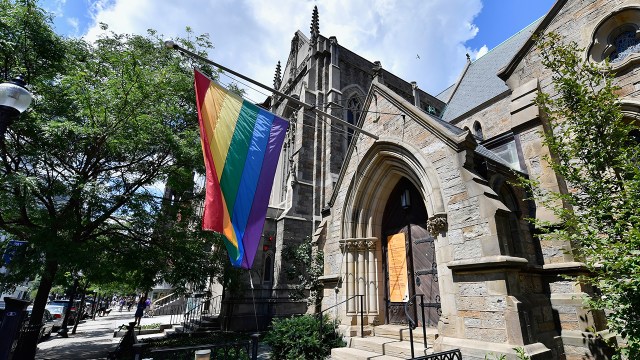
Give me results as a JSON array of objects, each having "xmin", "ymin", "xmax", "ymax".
[
  {"xmin": 0, "ymin": 75, "xmax": 33, "ymax": 138},
  {"xmin": 0, "ymin": 75, "xmax": 33, "ymax": 357}
]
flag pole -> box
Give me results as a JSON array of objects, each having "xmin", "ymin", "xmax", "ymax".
[{"xmin": 165, "ymin": 40, "xmax": 379, "ymax": 140}]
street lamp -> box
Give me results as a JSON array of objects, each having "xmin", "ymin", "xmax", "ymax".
[{"xmin": 0, "ymin": 75, "xmax": 33, "ymax": 138}]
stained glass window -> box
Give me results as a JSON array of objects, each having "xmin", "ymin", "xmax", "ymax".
[{"xmin": 609, "ymin": 30, "xmax": 640, "ymax": 63}]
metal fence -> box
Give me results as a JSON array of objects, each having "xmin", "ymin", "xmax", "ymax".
[
  {"xmin": 410, "ymin": 349, "xmax": 462, "ymax": 360},
  {"xmin": 133, "ymin": 335, "xmax": 259, "ymax": 360}
]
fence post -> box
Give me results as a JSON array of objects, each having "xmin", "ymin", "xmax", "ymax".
[
  {"xmin": 251, "ymin": 333, "xmax": 259, "ymax": 360},
  {"xmin": 420, "ymin": 294, "xmax": 427, "ymax": 349},
  {"xmin": 409, "ymin": 317, "xmax": 414, "ymax": 358}
]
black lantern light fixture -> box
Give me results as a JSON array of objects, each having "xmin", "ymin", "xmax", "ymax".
[
  {"xmin": 0, "ymin": 75, "xmax": 33, "ymax": 138},
  {"xmin": 400, "ymin": 188, "xmax": 411, "ymax": 210}
]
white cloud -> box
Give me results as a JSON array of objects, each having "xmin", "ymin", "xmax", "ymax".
[
  {"xmin": 82, "ymin": 0, "xmax": 486, "ymax": 97},
  {"xmin": 66, "ymin": 17, "xmax": 80, "ymax": 35},
  {"xmin": 472, "ymin": 45, "xmax": 489, "ymax": 60}
]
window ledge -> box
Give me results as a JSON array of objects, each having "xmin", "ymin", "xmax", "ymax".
[
  {"xmin": 606, "ymin": 52, "xmax": 640, "ymax": 74},
  {"xmin": 446, "ymin": 255, "xmax": 528, "ymax": 272}
]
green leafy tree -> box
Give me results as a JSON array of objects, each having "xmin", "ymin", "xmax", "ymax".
[
  {"xmin": 0, "ymin": 1, "xmax": 230, "ymax": 356},
  {"xmin": 524, "ymin": 32, "xmax": 640, "ymax": 358},
  {"xmin": 283, "ymin": 237, "xmax": 324, "ymax": 309}
]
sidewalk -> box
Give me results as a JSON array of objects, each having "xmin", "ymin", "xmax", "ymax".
[
  {"xmin": 36, "ymin": 309, "xmax": 163, "ymax": 360},
  {"xmin": 35, "ymin": 309, "xmax": 272, "ymax": 359}
]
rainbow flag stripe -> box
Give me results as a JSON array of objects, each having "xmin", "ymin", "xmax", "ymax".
[{"xmin": 194, "ymin": 69, "xmax": 288, "ymax": 269}]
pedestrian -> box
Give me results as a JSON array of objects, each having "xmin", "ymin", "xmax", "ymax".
[
  {"xmin": 134, "ymin": 296, "xmax": 147, "ymax": 326},
  {"xmin": 98, "ymin": 299, "xmax": 107, "ymax": 317}
]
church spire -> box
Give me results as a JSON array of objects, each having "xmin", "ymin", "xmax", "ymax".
[
  {"xmin": 310, "ymin": 5, "xmax": 319, "ymax": 43},
  {"xmin": 274, "ymin": 61, "xmax": 282, "ymax": 90}
]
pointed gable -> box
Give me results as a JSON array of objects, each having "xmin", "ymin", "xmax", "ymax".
[{"xmin": 441, "ymin": 19, "xmax": 542, "ymax": 123}]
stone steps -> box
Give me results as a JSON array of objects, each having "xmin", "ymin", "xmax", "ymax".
[
  {"xmin": 331, "ymin": 347, "xmax": 405, "ymax": 360},
  {"xmin": 330, "ymin": 325, "xmax": 437, "ymax": 360},
  {"xmin": 349, "ymin": 336, "xmax": 430, "ymax": 358},
  {"xmin": 374, "ymin": 324, "xmax": 438, "ymax": 344}
]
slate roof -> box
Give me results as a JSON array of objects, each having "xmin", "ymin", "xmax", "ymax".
[
  {"xmin": 435, "ymin": 83, "xmax": 455, "ymax": 102},
  {"xmin": 441, "ymin": 18, "xmax": 542, "ymax": 123}
]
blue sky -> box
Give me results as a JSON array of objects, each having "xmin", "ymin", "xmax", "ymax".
[
  {"xmin": 41, "ymin": 0, "xmax": 555, "ymax": 98},
  {"xmin": 466, "ymin": 1, "xmax": 555, "ymax": 51}
]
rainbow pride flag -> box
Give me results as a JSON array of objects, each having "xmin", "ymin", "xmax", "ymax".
[{"xmin": 194, "ymin": 69, "xmax": 288, "ymax": 269}]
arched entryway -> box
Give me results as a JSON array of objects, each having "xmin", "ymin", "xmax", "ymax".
[{"xmin": 381, "ymin": 177, "xmax": 441, "ymax": 326}]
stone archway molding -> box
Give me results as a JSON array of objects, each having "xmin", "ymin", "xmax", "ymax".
[{"xmin": 341, "ymin": 137, "xmax": 447, "ymax": 240}]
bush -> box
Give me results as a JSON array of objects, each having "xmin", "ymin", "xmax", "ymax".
[{"xmin": 265, "ymin": 314, "xmax": 345, "ymax": 360}]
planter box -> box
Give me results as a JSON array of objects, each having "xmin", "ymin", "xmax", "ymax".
[{"xmin": 113, "ymin": 324, "xmax": 172, "ymax": 337}]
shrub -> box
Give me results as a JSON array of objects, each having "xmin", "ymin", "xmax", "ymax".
[{"xmin": 265, "ymin": 314, "xmax": 345, "ymax": 360}]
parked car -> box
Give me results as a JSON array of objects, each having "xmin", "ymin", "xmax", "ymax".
[
  {"xmin": 47, "ymin": 300, "xmax": 79, "ymax": 325},
  {"xmin": 26, "ymin": 306, "xmax": 55, "ymax": 341},
  {"xmin": 44, "ymin": 304, "xmax": 66, "ymax": 331}
]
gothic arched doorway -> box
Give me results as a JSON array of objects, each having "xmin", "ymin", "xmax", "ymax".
[{"xmin": 381, "ymin": 177, "xmax": 441, "ymax": 326}]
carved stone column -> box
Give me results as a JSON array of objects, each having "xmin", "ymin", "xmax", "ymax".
[
  {"xmin": 340, "ymin": 238, "xmax": 378, "ymax": 316},
  {"xmin": 356, "ymin": 240, "xmax": 366, "ymax": 313},
  {"xmin": 341, "ymin": 241, "xmax": 356, "ymax": 314},
  {"xmin": 366, "ymin": 239, "xmax": 378, "ymax": 313}
]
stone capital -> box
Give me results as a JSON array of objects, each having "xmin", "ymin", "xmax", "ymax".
[{"xmin": 427, "ymin": 213, "xmax": 448, "ymax": 236}]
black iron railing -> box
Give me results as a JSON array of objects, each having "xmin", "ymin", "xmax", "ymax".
[
  {"xmin": 318, "ymin": 294, "xmax": 365, "ymax": 339},
  {"xmin": 183, "ymin": 295, "xmax": 207, "ymax": 332},
  {"xmin": 410, "ymin": 349, "xmax": 462, "ymax": 360},
  {"xmin": 162, "ymin": 304, "xmax": 185, "ymax": 326},
  {"xmin": 133, "ymin": 334, "xmax": 259, "ymax": 360},
  {"xmin": 181, "ymin": 293, "xmax": 223, "ymax": 333},
  {"xmin": 404, "ymin": 294, "xmax": 427, "ymax": 358}
]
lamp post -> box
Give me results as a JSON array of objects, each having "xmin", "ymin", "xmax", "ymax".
[
  {"xmin": 0, "ymin": 75, "xmax": 33, "ymax": 139},
  {"xmin": 0, "ymin": 75, "xmax": 33, "ymax": 358}
]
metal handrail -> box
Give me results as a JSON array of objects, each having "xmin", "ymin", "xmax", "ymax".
[
  {"xmin": 165, "ymin": 304, "xmax": 184, "ymax": 325},
  {"xmin": 183, "ymin": 296, "xmax": 203, "ymax": 332},
  {"xmin": 183, "ymin": 294, "xmax": 222, "ymax": 333},
  {"xmin": 404, "ymin": 294, "xmax": 427, "ymax": 358},
  {"xmin": 153, "ymin": 292, "xmax": 177, "ymax": 306},
  {"xmin": 318, "ymin": 294, "xmax": 361, "ymax": 316},
  {"xmin": 318, "ymin": 294, "xmax": 365, "ymax": 338}
]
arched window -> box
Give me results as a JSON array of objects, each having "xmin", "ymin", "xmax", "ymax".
[
  {"xmin": 495, "ymin": 185, "xmax": 522, "ymax": 257},
  {"xmin": 346, "ymin": 97, "xmax": 361, "ymax": 144},
  {"xmin": 588, "ymin": 7, "xmax": 640, "ymax": 70},
  {"xmin": 263, "ymin": 256, "xmax": 272, "ymax": 283},
  {"xmin": 473, "ymin": 121, "xmax": 484, "ymax": 140},
  {"xmin": 608, "ymin": 26, "xmax": 640, "ymax": 63}
]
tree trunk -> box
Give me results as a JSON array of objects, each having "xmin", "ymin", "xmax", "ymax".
[
  {"xmin": 59, "ymin": 278, "xmax": 79, "ymax": 337},
  {"xmin": 13, "ymin": 258, "xmax": 58, "ymax": 360},
  {"xmin": 72, "ymin": 288, "xmax": 87, "ymax": 334}
]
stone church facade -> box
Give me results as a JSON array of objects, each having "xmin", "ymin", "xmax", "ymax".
[{"xmin": 235, "ymin": 1, "xmax": 640, "ymax": 358}]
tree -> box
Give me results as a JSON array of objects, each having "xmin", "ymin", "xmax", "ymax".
[
  {"xmin": 283, "ymin": 237, "xmax": 324, "ymax": 310},
  {"xmin": 0, "ymin": 1, "xmax": 227, "ymax": 357},
  {"xmin": 525, "ymin": 32, "xmax": 640, "ymax": 358}
]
